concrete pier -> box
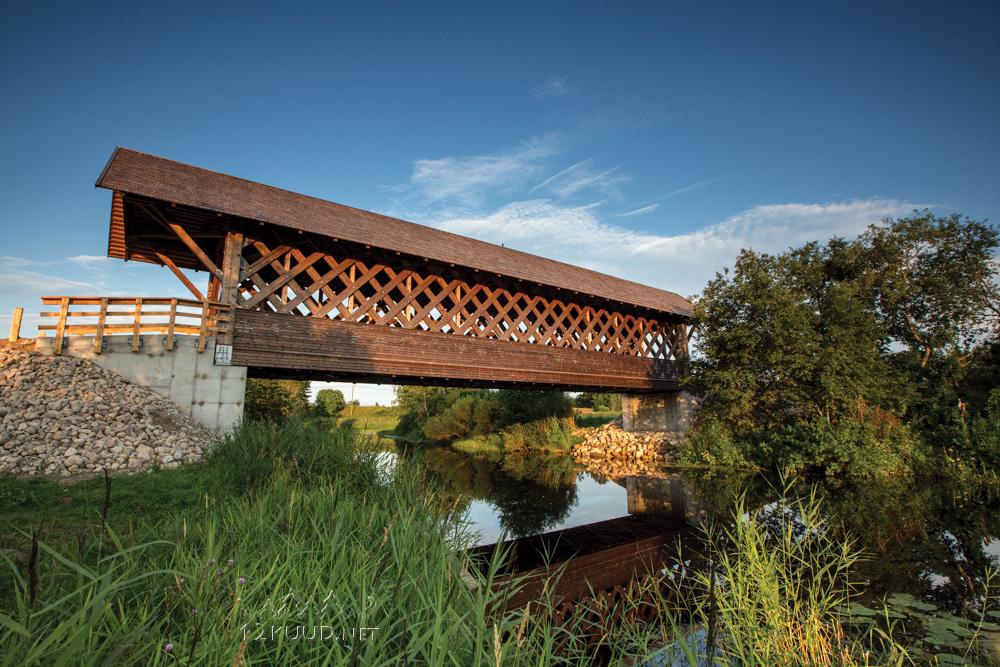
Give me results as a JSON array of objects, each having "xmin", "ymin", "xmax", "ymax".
[
  {"xmin": 620, "ymin": 391, "xmax": 696, "ymax": 433},
  {"xmin": 35, "ymin": 335, "xmax": 245, "ymax": 433}
]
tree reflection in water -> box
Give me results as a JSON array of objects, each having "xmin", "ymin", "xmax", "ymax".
[
  {"xmin": 413, "ymin": 447, "xmax": 581, "ymax": 539},
  {"xmin": 406, "ymin": 443, "xmax": 1000, "ymax": 612}
]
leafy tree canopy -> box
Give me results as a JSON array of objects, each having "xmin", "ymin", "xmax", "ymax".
[
  {"xmin": 315, "ymin": 389, "xmax": 346, "ymax": 417},
  {"xmin": 687, "ymin": 211, "xmax": 998, "ymax": 474}
]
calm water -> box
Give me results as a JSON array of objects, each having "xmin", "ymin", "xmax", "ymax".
[{"xmin": 404, "ymin": 446, "xmax": 1000, "ymax": 613}]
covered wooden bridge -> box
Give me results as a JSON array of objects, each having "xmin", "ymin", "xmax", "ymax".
[{"xmin": 91, "ymin": 148, "xmax": 692, "ymax": 393}]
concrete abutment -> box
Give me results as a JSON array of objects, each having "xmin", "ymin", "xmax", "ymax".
[{"xmin": 34, "ymin": 335, "xmax": 246, "ymax": 434}]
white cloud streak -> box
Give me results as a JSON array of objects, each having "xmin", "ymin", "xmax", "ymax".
[
  {"xmin": 402, "ymin": 136, "xmax": 558, "ymax": 206},
  {"xmin": 534, "ymin": 77, "xmax": 576, "ymax": 99},
  {"xmin": 435, "ymin": 198, "xmax": 918, "ymax": 298},
  {"xmin": 619, "ymin": 203, "xmax": 659, "ymax": 217},
  {"xmin": 531, "ymin": 158, "xmax": 630, "ymax": 199}
]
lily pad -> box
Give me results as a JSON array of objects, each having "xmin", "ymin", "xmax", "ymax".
[
  {"xmin": 846, "ymin": 603, "xmax": 880, "ymax": 617},
  {"xmin": 889, "ymin": 592, "xmax": 938, "ymax": 611}
]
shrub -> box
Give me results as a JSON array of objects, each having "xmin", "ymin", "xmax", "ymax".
[
  {"xmin": 678, "ymin": 419, "xmax": 751, "ymax": 468},
  {"xmin": 969, "ymin": 388, "xmax": 1000, "ymax": 468},
  {"xmin": 764, "ymin": 417, "xmax": 920, "ymax": 479},
  {"xmin": 497, "ymin": 417, "xmax": 573, "ymax": 453}
]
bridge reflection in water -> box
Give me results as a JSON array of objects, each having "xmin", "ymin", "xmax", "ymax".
[{"xmin": 467, "ymin": 472, "xmax": 709, "ymax": 640}]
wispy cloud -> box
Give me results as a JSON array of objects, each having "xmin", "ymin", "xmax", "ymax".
[
  {"xmin": 67, "ymin": 254, "xmax": 110, "ymax": 266},
  {"xmin": 616, "ymin": 179, "xmax": 716, "ymax": 216},
  {"xmin": 534, "ymin": 77, "xmax": 576, "ymax": 99},
  {"xmin": 434, "ymin": 197, "xmax": 918, "ymax": 298},
  {"xmin": 400, "ymin": 135, "xmax": 558, "ymax": 206},
  {"xmin": 531, "ymin": 158, "xmax": 630, "ymax": 199},
  {"xmin": 619, "ymin": 203, "xmax": 659, "ymax": 217}
]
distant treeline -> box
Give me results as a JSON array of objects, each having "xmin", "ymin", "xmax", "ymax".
[{"xmin": 394, "ymin": 387, "xmax": 576, "ymax": 451}]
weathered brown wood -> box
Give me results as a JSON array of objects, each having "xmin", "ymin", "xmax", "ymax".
[
  {"xmin": 98, "ymin": 148, "xmax": 692, "ymax": 317},
  {"xmin": 154, "ymin": 251, "xmax": 205, "ymax": 301},
  {"xmin": 132, "ymin": 298, "xmax": 142, "ymax": 352},
  {"xmin": 232, "ymin": 309, "xmax": 680, "ymax": 392},
  {"xmin": 37, "ymin": 296, "xmax": 230, "ymax": 352},
  {"xmin": 8, "ymin": 307, "xmax": 23, "ymax": 342},
  {"xmin": 93, "ymin": 298, "xmax": 108, "ymax": 353},
  {"xmin": 53, "ymin": 297, "xmax": 69, "ymax": 355},
  {"xmin": 139, "ymin": 202, "xmax": 224, "ymax": 280},
  {"xmin": 197, "ymin": 300, "xmax": 209, "ymax": 352},
  {"xmin": 165, "ymin": 299, "xmax": 176, "ymax": 350}
]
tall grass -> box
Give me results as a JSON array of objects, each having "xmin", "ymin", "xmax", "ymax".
[
  {"xmin": 661, "ymin": 487, "xmax": 910, "ymax": 665},
  {"xmin": 0, "ymin": 421, "xmax": 656, "ymax": 664},
  {"xmin": 1, "ymin": 421, "xmax": 989, "ymax": 665}
]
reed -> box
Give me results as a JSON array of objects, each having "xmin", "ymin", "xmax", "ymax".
[{"xmin": 1, "ymin": 422, "xmax": 990, "ymax": 665}]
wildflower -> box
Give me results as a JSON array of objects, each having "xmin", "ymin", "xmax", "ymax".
[
  {"xmin": 217, "ymin": 569, "xmax": 226, "ymax": 577},
  {"xmin": 238, "ymin": 577, "xmax": 246, "ymax": 586},
  {"xmin": 207, "ymin": 558, "xmax": 216, "ymax": 565},
  {"xmin": 164, "ymin": 643, "xmax": 173, "ymax": 653},
  {"xmin": 192, "ymin": 607, "xmax": 198, "ymax": 615},
  {"xmin": 227, "ymin": 559, "xmax": 235, "ymax": 566}
]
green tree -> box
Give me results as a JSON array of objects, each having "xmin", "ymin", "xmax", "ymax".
[
  {"xmin": 244, "ymin": 379, "xmax": 311, "ymax": 422},
  {"xmin": 575, "ymin": 392, "xmax": 620, "ymax": 411},
  {"xmin": 688, "ymin": 211, "xmax": 998, "ymax": 474},
  {"xmin": 863, "ymin": 211, "xmax": 999, "ymax": 368},
  {"xmin": 315, "ymin": 389, "xmax": 346, "ymax": 417}
]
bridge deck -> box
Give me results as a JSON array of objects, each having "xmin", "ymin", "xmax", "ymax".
[{"xmin": 233, "ymin": 309, "xmax": 680, "ymax": 391}]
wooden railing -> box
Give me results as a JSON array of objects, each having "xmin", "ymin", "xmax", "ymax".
[{"xmin": 38, "ymin": 297, "xmax": 232, "ymax": 354}]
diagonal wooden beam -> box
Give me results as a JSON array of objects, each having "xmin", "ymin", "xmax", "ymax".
[
  {"xmin": 138, "ymin": 202, "xmax": 224, "ymax": 279},
  {"xmin": 244, "ymin": 251, "xmax": 325, "ymax": 310},
  {"xmin": 429, "ymin": 283, "xmax": 483, "ymax": 333},
  {"xmin": 375, "ymin": 273, "xmax": 439, "ymax": 326},
  {"xmin": 154, "ymin": 251, "xmax": 204, "ymax": 301}
]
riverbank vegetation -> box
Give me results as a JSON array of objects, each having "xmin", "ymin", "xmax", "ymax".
[
  {"xmin": 394, "ymin": 386, "xmax": 576, "ymax": 453},
  {"xmin": 682, "ymin": 211, "xmax": 1000, "ymax": 479},
  {"xmin": 2, "ymin": 421, "xmax": 996, "ymax": 664}
]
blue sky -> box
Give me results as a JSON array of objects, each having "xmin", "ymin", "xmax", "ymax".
[{"xmin": 2, "ymin": 2, "xmax": 998, "ymax": 404}]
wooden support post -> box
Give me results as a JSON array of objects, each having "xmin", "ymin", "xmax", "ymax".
[
  {"xmin": 93, "ymin": 298, "xmax": 108, "ymax": 353},
  {"xmin": 217, "ymin": 230, "xmax": 244, "ymax": 346},
  {"xmin": 132, "ymin": 297, "xmax": 142, "ymax": 352},
  {"xmin": 166, "ymin": 298, "xmax": 177, "ymax": 351},
  {"xmin": 53, "ymin": 297, "xmax": 69, "ymax": 355},
  {"xmin": 8, "ymin": 307, "xmax": 23, "ymax": 342}
]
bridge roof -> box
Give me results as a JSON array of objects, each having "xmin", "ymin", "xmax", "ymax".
[{"xmin": 97, "ymin": 148, "xmax": 692, "ymax": 317}]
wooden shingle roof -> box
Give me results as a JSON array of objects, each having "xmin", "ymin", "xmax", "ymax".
[{"xmin": 97, "ymin": 147, "xmax": 692, "ymax": 317}]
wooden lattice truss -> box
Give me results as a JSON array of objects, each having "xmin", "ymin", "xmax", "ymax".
[
  {"xmin": 234, "ymin": 239, "xmax": 688, "ymax": 362},
  {"xmin": 138, "ymin": 197, "xmax": 688, "ymax": 362}
]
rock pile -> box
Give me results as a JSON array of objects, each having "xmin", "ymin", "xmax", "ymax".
[
  {"xmin": 571, "ymin": 419, "xmax": 684, "ymax": 478},
  {"xmin": 0, "ymin": 345, "xmax": 214, "ymax": 476}
]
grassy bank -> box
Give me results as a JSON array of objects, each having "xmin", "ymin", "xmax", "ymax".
[
  {"xmin": 333, "ymin": 404, "xmax": 401, "ymax": 435},
  {"xmin": 2, "ymin": 421, "xmax": 996, "ymax": 664}
]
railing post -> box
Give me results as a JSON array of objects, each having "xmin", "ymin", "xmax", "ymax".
[
  {"xmin": 8, "ymin": 307, "xmax": 23, "ymax": 343},
  {"xmin": 132, "ymin": 297, "xmax": 142, "ymax": 352},
  {"xmin": 93, "ymin": 298, "xmax": 108, "ymax": 353},
  {"xmin": 166, "ymin": 298, "xmax": 177, "ymax": 351},
  {"xmin": 197, "ymin": 299, "xmax": 209, "ymax": 353},
  {"xmin": 53, "ymin": 297, "xmax": 69, "ymax": 355}
]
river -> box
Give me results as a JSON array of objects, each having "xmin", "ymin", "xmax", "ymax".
[{"xmin": 403, "ymin": 445, "xmax": 1000, "ymax": 619}]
